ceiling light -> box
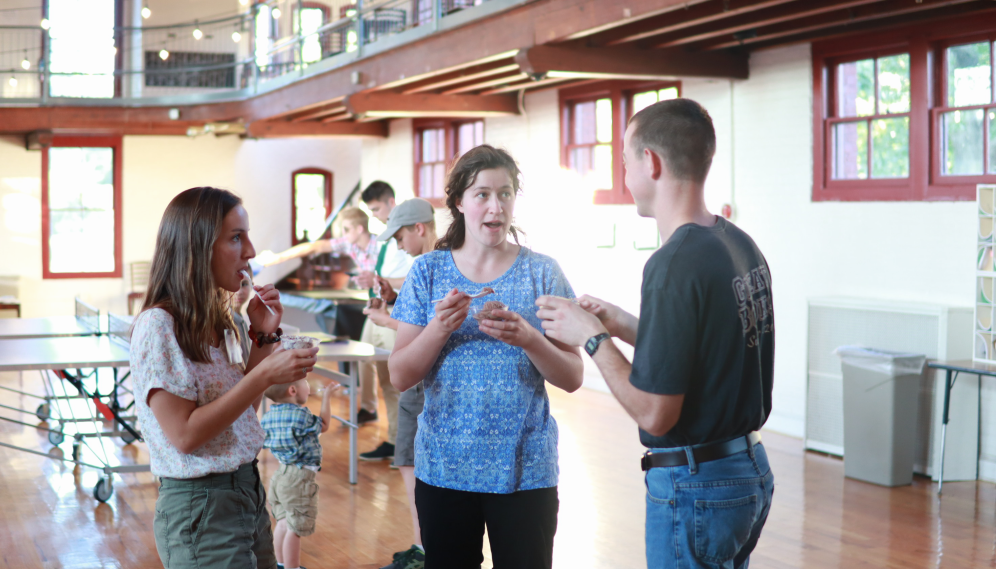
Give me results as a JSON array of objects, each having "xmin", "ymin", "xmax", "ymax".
[
  {"xmin": 20, "ymin": 52, "xmax": 30, "ymax": 70},
  {"xmin": 8, "ymin": 76, "xmax": 17, "ymax": 88},
  {"xmin": 193, "ymin": 24, "xmax": 203, "ymax": 40},
  {"xmin": 239, "ymin": 0, "xmax": 249, "ymax": 5},
  {"xmin": 40, "ymin": 18, "xmax": 50, "ymax": 30},
  {"xmin": 141, "ymin": 5, "xmax": 151, "ymax": 19},
  {"xmin": 272, "ymin": 7, "xmax": 281, "ymax": 19},
  {"xmin": 159, "ymin": 49, "xmax": 169, "ymax": 60},
  {"xmin": 232, "ymin": 31, "xmax": 242, "ymax": 42}
]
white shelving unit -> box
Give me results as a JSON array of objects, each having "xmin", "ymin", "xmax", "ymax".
[{"xmin": 976, "ymin": 184, "xmax": 996, "ymax": 363}]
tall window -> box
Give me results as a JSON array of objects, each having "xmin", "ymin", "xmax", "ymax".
[
  {"xmin": 940, "ymin": 41, "xmax": 994, "ymax": 176},
  {"xmin": 292, "ymin": 168, "xmax": 333, "ymax": 244},
  {"xmin": 48, "ymin": 0, "xmax": 116, "ymax": 98},
  {"xmin": 297, "ymin": 4, "xmax": 330, "ymax": 64},
  {"xmin": 255, "ymin": 4, "xmax": 274, "ymax": 68},
  {"xmin": 414, "ymin": 119, "xmax": 484, "ymax": 203},
  {"xmin": 42, "ymin": 137, "xmax": 122, "ymax": 279},
  {"xmin": 560, "ymin": 81, "xmax": 681, "ymax": 204}
]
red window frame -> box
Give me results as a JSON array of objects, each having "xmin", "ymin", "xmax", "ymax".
[
  {"xmin": 412, "ymin": 118, "xmax": 485, "ymax": 207},
  {"xmin": 812, "ymin": 11, "xmax": 996, "ymax": 201},
  {"xmin": 559, "ymin": 80, "xmax": 681, "ymax": 205},
  {"xmin": 291, "ymin": 167, "xmax": 333, "ymax": 245},
  {"xmin": 41, "ymin": 135, "xmax": 123, "ymax": 279}
]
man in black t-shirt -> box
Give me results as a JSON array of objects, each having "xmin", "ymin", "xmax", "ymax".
[{"xmin": 538, "ymin": 98, "xmax": 774, "ymax": 569}]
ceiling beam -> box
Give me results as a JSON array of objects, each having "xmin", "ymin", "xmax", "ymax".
[
  {"xmin": 0, "ymin": 106, "xmax": 198, "ymax": 135},
  {"xmin": 599, "ymin": 0, "xmax": 799, "ymax": 46},
  {"xmin": 653, "ymin": 0, "xmax": 886, "ymax": 49},
  {"xmin": 319, "ymin": 112, "xmax": 354, "ymax": 123},
  {"xmin": 344, "ymin": 92, "xmax": 520, "ymax": 119},
  {"xmin": 290, "ymin": 105, "xmax": 348, "ymax": 122},
  {"xmin": 704, "ymin": 0, "xmax": 981, "ymax": 50},
  {"xmin": 540, "ymin": 0, "xmax": 712, "ymax": 42},
  {"xmin": 403, "ymin": 63, "xmax": 520, "ymax": 94},
  {"xmin": 515, "ymin": 45, "xmax": 749, "ymax": 80},
  {"xmin": 442, "ymin": 73, "xmax": 530, "ymax": 95},
  {"xmin": 245, "ymin": 120, "xmax": 387, "ymax": 138},
  {"xmin": 479, "ymin": 76, "xmax": 580, "ymax": 95}
]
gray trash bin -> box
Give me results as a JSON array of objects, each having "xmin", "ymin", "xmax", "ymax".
[{"xmin": 833, "ymin": 346, "xmax": 926, "ymax": 487}]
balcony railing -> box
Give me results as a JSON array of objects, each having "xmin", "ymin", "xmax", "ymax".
[{"xmin": 0, "ymin": 0, "xmax": 499, "ymax": 105}]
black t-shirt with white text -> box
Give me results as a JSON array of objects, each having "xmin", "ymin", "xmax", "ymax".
[{"xmin": 630, "ymin": 217, "xmax": 774, "ymax": 449}]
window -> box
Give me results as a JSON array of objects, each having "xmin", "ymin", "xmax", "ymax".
[
  {"xmin": 292, "ymin": 168, "xmax": 333, "ymax": 245},
  {"xmin": 296, "ymin": 3, "xmax": 330, "ymax": 64},
  {"xmin": 813, "ymin": 15, "xmax": 996, "ymax": 201},
  {"xmin": 413, "ymin": 119, "xmax": 484, "ymax": 204},
  {"xmin": 42, "ymin": 137, "xmax": 122, "ymax": 279},
  {"xmin": 560, "ymin": 81, "xmax": 680, "ymax": 204},
  {"xmin": 48, "ymin": 0, "xmax": 116, "ymax": 98}
]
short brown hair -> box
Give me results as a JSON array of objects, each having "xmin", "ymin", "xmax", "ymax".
[
  {"xmin": 338, "ymin": 206, "xmax": 369, "ymax": 232},
  {"xmin": 629, "ymin": 98, "xmax": 715, "ymax": 184},
  {"xmin": 264, "ymin": 379, "xmax": 304, "ymax": 402}
]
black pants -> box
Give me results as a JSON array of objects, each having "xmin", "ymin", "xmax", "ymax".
[{"xmin": 415, "ymin": 478, "xmax": 559, "ymax": 569}]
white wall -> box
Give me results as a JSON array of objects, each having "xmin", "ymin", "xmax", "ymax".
[{"xmin": 0, "ymin": 134, "xmax": 361, "ymax": 317}]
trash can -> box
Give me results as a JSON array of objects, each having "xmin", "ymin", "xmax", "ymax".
[{"xmin": 833, "ymin": 346, "xmax": 926, "ymax": 487}]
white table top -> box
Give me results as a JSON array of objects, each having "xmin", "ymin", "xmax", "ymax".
[
  {"xmin": 0, "ymin": 336, "xmax": 130, "ymax": 372},
  {"xmin": 315, "ymin": 339, "xmax": 390, "ymax": 362},
  {"xmin": 0, "ymin": 316, "xmax": 96, "ymax": 339}
]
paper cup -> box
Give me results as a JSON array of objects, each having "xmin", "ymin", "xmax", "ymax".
[{"xmin": 281, "ymin": 335, "xmax": 320, "ymax": 350}]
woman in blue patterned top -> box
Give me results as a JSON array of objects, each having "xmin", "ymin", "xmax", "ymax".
[{"xmin": 389, "ymin": 145, "xmax": 583, "ymax": 569}]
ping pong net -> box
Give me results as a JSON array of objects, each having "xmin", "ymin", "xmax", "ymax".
[
  {"xmin": 107, "ymin": 313, "xmax": 131, "ymax": 347},
  {"xmin": 74, "ymin": 298, "xmax": 101, "ymax": 334}
]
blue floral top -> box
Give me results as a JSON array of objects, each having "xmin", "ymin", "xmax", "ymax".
[{"xmin": 391, "ymin": 247, "xmax": 575, "ymax": 493}]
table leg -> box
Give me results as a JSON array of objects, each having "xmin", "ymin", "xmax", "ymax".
[
  {"xmin": 349, "ymin": 361, "xmax": 358, "ymax": 485},
  {"xmin": 938, "ymin": 369, "xmax": 956, "ymax": 496}
]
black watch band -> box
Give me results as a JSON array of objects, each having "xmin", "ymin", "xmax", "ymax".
[{"xmin": 584, "ymin": 333, "xmax": 611, "ymax": 357}]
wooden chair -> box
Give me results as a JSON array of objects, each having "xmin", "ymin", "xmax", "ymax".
[{"xmin": 127, "ymin": 261, "xmax": 151, "ymax": 315}]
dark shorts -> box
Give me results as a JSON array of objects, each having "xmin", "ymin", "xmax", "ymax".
[
  {"xmin": 394, "ymin": 382, "xmax": 424, "ymax": 467},
  {"xmin": 154, "ymin": 461, "xmax": 277, "ymax": 569}
]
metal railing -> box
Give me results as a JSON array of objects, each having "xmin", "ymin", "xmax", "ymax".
[{"xmin": 0, "ymin": 0, "xmax": 492, "ymax": 104}]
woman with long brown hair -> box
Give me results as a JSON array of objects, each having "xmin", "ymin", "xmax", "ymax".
[
  {"xmin": 130, "ymin": 186, "xmax": 318, "ymax": 569},
  {"xmin": 389, "ymin": 146, "xmax": 584, "ymax": 568}
]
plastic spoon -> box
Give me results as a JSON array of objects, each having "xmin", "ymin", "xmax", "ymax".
[
  {"xmin": 432, "ymin": 287, "xmax": 495, "ymax": 304},
  {"xmin": 241, "ymin": 269, "xmax": 277, "ymax": 315}
]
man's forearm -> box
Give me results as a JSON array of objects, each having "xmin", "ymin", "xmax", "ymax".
[{"xmin": 607, "ymin": 311, "xmax": 640, "ymax": 347}]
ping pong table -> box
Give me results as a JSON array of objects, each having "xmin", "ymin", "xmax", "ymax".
[{"xmin": 0, "ymin": 300, "xmax": 145, "ymax": 502}]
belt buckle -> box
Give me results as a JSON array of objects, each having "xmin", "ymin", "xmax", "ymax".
[{"xmin": 640, "ymin": 452, "xmax": 652, "ymax": 471}]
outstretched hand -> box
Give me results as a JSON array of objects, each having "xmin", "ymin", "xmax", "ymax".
[{"xmin": 535, "ymin": 295, "xmax": 608, "ymax": 348}]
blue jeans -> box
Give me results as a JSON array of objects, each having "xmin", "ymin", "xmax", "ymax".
[{"xmin": 644, "ymin": 440, "xmax": 774, "ymax": 569}]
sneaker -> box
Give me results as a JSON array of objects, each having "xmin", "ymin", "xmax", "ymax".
[
  {"xmin": 356, "ymin": 408, "xmax": 378, "ymax": 425},
  {"xmin": 380, "ymin": 545, "xmax": 424, "ymax": 569},
  {"xmin": 389, "ymin": 460, "xmax": 399, "ymax": 470},
  {"xmin": 360, "ymin": 441, "xmax": 395, "ymax": 461}
]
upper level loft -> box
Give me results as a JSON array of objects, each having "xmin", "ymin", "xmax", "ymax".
[{"xmin": 3, "ymin": 0, "xmax": 996, "ymax": 139}]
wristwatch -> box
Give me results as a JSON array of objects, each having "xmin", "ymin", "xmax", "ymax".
[{"xmin": 584, "ymin": 333, "xmax": 611, "ymax": 357}]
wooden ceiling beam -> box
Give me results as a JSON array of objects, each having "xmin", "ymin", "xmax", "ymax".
[
  {"xmin": 652, "ymin": 0, "xmax": 887, "ymax": 49},
  {"xmin": 402, "ymin": 63, "xmax": 520, "ymax": 94},
  {"xmin": 290, "ymin": 105, "xmax": 348, "ymax": 122},
  {"xmin": 0, "ymin": 106, "xmax": 200, "ymax": 135},
  {"xmin": 599, "ymin": 0, "xmax": 799, "ymax": 46},
  {"xmin": 515, "ymin": 45, "xmax": 749, "ymax": 80},
  {"xmin": 319, "ymin": 112, "xmax": 354, "ymax": 123},
  {"xmin": 441, "ymin": 73, "xmax": 531, "ymax": 95},
  {"xmin": 703, "ymin": 0, "xmax": 981, "ymax": 51},
  {"xmin": 479, "ymin": 76, "xmax": 580, "ymax": 95},
  {"xmin": 344, "ymin": 92, "xmax": 520, "ymax": 118},
  {"xmin": 245, "ymin": 120, "xmax": 387, "ymax": 138}
]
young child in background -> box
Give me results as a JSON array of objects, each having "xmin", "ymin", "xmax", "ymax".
[{"xmin": 261, "ymin": 376, "xmax": 336, "ymax": 569}]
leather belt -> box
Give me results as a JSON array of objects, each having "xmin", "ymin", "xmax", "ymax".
[{"xmin": 641, "ymin": 431, "xmax": 762, "ymax": 471}]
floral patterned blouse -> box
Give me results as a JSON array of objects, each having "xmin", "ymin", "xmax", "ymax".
[
  {"xmin": 391, "ymin": 247, "xmax": 575, "ymax": 493},
  {"xmin": 131, "ymin": 308, "xmax": 264, "ymax": 478}
]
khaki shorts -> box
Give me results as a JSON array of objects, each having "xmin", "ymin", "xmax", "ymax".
[{"xmin": 268, "ymin": 464, "xmax": 319, "ymax": 537}]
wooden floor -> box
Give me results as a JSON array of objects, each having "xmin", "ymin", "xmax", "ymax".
[{"xmin": 0, "ymin": 369, "xmax": 993, "ymax": 568}]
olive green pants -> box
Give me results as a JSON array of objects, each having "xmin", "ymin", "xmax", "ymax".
[{"xmin": 154, "ymin": 460, "xmax": 277, "ymax": 569}]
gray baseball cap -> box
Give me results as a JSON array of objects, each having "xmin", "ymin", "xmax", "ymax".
[{"xmin": 377, "ymin": 198, "xmax": 435, "ymax": 241}]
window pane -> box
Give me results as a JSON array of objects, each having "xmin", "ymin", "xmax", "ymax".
[
  {"xmin": 593, "ymin": 144, "xmax": 613, "ymax": 189},
  {"xmin": 837, "ymin": 59, "xmax": 875, "ymax": 117},
  {"xmin": 877, "ymin": 54, "xmax": 910, "ymax": 114},
  {"xmin": 990, "ymin": 110, "xmax": 996, "ymax": 174},
  {"xmin": 632, "ymin": 91, "xmax": 658, "ymax": 114},
  {"xmin": 419, "ymin": 165, "xmax": 433, "ymax": 198},
  {"xmin": 432, "ymin": 163, "xmax": 446, "ymax": 198},
  {"xmin": 658, "ymin": 87, "xmax": 679, "ymax": 100},
  {"xmin": 48, "ymin": 0, "xmax": 115, "ymax": 98},
  {"xmin": 47, "ymin": 145, "xmax": 116, "ymax": 274},
  {"xmin": 573, "ymin": 101, "xmax": 596, "ymax": 144},
  {"xmin": 947, "ymin": 42, "xmax": 991, "ymax": 107},
  {"xmin": 832, "ymin": 121, "xmax": 868, "ymax": 179},
  {"xmin": 870, "ymin": 117, "xmax": 909, "ymax": 178},
  {"xmin": 456, "ymin": 121, "xmax": 483, "ymax": 157},
  {"xmin": 942, "ymin": 109, "xmax": 984, "ymax": 175},
  {"xmin": 294, "ymin": 173, "xmax": 326, "ymax": 241},
  {"xmin": 300, "ymin": 8, "xmax": 324, "ymax": 64},
  {"xmin": 595, "ymin": 98, "xmax": 612, "ymax": 144},
  {"xmin": 568, "ymin": 146, "xmax": 592, "ymax": 176},
  {"xmin": 421, "ymin": 128, "xmax": 445, "ymax": 162}
]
